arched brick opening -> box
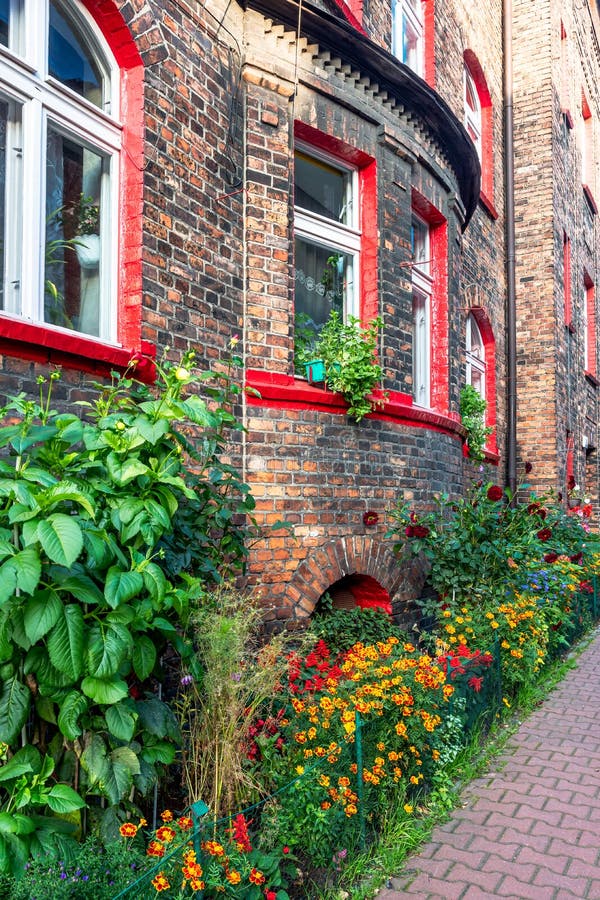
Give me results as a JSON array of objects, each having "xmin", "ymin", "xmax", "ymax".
[
  {"xmin": 322, "ymin": 574, "xmax": 392, "ymax": 615},
  {"xmin": 286, "ymin": 536, "xmax": 430, "ymax": 630}
]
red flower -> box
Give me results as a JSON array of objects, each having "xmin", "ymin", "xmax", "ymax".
[
  {"xmin": 468, "ymin": 675, "xmax": 484, "ymax": 692},
  {"xmin": 264, "ymin": 892, "xmax": 277, "ymax": 900},
  {"xmin": 570, "ymin": 552, "xmax": 583, "ymax": 564},
  {"xmin": 487, "ymin": 485, "xmax": 503, "ymax": 502},
  {"xmin": 363, "ymin": 510, "xmax": 379, "ymax": 527},
  {"xmin": 249, "ymin": 868, "xmax": 266, "ymax": 885},
  {"xmin": 405, "ymin": 525, "xmax": 415, "ymax": 537},
  {"xmin": 583, "ymin": 504, "xmax": 593, "ymax": 518},
  {"xmin": 525, "ymin": 461, "xmax": 533, "ymax": 474},
  {"xmin": 283, "ymin": 846, "xmax": 290, "ymax": 854},
  {"xmin": 527, "ymin": 502, "xmax": 540, "ymax": 515},
  {"xmin": 412, "ymin": 525, "xmax": 430, "ymax": 538},
  {"xmin": 544, "ymin": 552, "xmax": 558, "ymax": 563},
  {"xmin": 537, "ymin": 528, "xmax": 552, "ymax": 542}
]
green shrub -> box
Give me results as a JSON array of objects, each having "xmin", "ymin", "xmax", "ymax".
[{"xmin": 307, "ymin": 605, "xmax": 409, "ymax": 652}]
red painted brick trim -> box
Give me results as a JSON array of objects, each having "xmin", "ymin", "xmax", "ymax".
[
  {"xmin": 245, "ymin": 369, "xmax": 465, "ymax": 438},
  {"xmin": 583, "ymin": 184, "xmax": 598, "ymax": 215},
  {"xmin": 464, "ymin": 50, "xmax": 493, "ymax": 205},
  {"xmin": 329, "ymin": 0, "xmax": 366, "ymax": 34},
  {"xmin": 0, "ymin": 318, "xmax": 155, "ymax": 381},
  {"xmin": 423, "ymin": 0, "xmax": 435, "ymax": 87},
  {"xmin": 479, "ymin": 190, "xmax": 498, "ymax": 220}
]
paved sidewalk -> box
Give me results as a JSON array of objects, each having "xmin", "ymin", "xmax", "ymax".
[{"xmin": 376, "ymin": 627, "xmax": 600, "ymax": 900}]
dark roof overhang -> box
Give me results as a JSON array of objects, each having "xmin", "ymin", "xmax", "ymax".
[{"xmin": 243, "ymin": 0, "xmax": 481, "ymax": 228}]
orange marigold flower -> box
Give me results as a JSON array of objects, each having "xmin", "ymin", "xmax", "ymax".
[
  {"xmin": 226, "ymin": 870, "xmax": 242, "ymax": 885},
  {"xmin": 138, "ymin": 817, "xmax": 148, "ymax": 827},
  {"xmin": 201, "ymin": 840, "xmax": 225, "ymax": 856},
  {"xmin": 190, "ymin": 880, "xmax": 205, "ymax": 892},
  {"xmin": 152, "ymin": 872, "xmax": 170, "ymax": 892},
  {"xmin": 156, "ymin": 826, "xmax": 176, "ymax": 843},
  {"xmin": 183, "ymin": 863, "xmax": 203, "ymax": 880},
  {"xmin": 321, "ymin": 801, "xmax": 331, "ymax": 810},
  {"xmin": 177, "ymin": 816, "xmax": 194, "ymax": 831},
  {"xmin": 147, "ymin": 840, "xmax": 165, "ymax": 858},
  {"xmin": 160, "ymin": 810, "xmax": 174, "ymax": 822},
  {"xmin": 249, "ymin": 868, "xmax": 266, "ymax": 885},
  {"xmin": 119, "ymin": 822, "xmax": 138, "ymax": 838}
]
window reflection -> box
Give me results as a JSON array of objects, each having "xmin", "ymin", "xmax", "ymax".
[
  {"xmin": 0, "ymin": 1, "xmax": 8, "ymax": 47},
  {"xmin": 49, "ymin": 1, "xmax": 103, "ymax": 107},
  {"xmin": 45, "ymin": 128, "xmax": 103, "ymax": 336}
]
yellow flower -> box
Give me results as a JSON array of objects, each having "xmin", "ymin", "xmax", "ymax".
[
  {"xmin": 404, "ymin": 804, "xmax": 414, "ymax": 814},
  {"xmin": 296, "ymin": 765, "xmax": 305, "ymax": 775}
]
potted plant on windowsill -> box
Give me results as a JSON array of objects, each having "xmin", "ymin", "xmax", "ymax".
[{"xmin": 304, "ymin": 310, "xmax": 387, "ymax": 422}]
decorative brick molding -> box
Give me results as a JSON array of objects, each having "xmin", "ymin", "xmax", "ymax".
[{"xmin": 284, "ymin": 535, "xmax": 429, "ymax": 628}]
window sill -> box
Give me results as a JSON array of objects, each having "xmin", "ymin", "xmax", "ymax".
[
  {"xmin": 0, "ymin": 317, "xmax": 155, "ymax": 382},
  {"xmin": 562, "ymin": 109, "xmax": 574, "ymax": 129},
  {"xmin": 245, "ymin": 369, "xmax": 466, "ymax": 438},
  {"xmin": 479, "ymin": 190, "xmax": 498, "ymax": 220},
  {"xmin": 583, "ymin": 184, "xmax": 598, "ymax": 215},
  {"xmin": 585, "ymin": 370, "xmax": 599, "ymax": 387}
]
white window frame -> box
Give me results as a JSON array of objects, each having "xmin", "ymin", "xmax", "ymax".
[
  {"xmin": 0, "ymin": 0, "xmax": 121, "ymax": 343},
  {"xmin": 464, "ymin": 65, "xmax": 482, "ymax": 162},
  {"xmin": 392, "ymin": 0, "xmax": 424, "ymax": 77},
  {"xmin": 411, "ymin": 213, "xmax": 431, "ymax": 407},
  {"xmin": 294, "ymin": 143, "xmax": 361, "ymax": 322},
  {"xmin": 466, "ymin": 313, "xmax": 486, "ymax": 399}
]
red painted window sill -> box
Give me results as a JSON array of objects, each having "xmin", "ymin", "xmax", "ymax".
[
  {"xmin": 245, "ymin": 369, "xmax": 465, "ymax": 438},
  {"xmin": 0, "ymin": 317, "xmax": 155, "ymax": 382},
  {"xmin": 479, "ymin": 190, "xmax": 498, "ymax": 220}
]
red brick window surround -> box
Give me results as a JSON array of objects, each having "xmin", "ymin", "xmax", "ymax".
[
  {"xmin": 581, "ymin": 91, "xmax": 598, "ymax": 214},
  {"xmin": 465, "ymin": 306, "xmax": 497, "ymax": 456},
  {"xmin": 563, "ymin": 231, "xmax": 573, "ymax": 330},
  {"xmin": 463, "ymin": 50, "xmax": 495, "ymax": 216},
  {"xmin": 330, "ymin": 0, "xmax": 366, "ymax": 33},
  {"xmin": 0, "ymin": 1, "xmax": 149, "ymax": 379},
  {"xmin": 293, "ymin": 121, "xmax": 378, "ymax": 364},
  {"xmin": 412, "ymin": 189, "xmax": 448, "ymax": 416},
  {"xmin": 584, "ymin": 271, "xmax": 597, "ymax": 381},
  {"xmin": 391, "ymin": 0, "xmax": 435, "ymax": 86}
]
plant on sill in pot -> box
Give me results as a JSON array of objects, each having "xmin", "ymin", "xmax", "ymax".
[
  {"xmin": 459, "ymin": 383, "xmax": 493, "ymax": 461},
  {"xmin": 312, "ymin": 309, "xmax": 387, "ymax": 422}
]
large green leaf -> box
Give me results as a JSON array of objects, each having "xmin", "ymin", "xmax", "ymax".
[
  {"xmin": 0, "ymin": 564, "xmax": 16, "ymax": 607},
  {"xmin": 85, "ymin": 624, "xmax": 128, "ymax": 678},
  {"xmin": 99, "ymin": 759, "xmax": 133, "ymax": 806},
  {"xmin": 133, "ymin": 416, "xmax": 170, "ymax": 445},
  {"xmin": 57, "ymin": 691, "xmax": 88, "ymax": 740},
  {"xmin": 106, "ymin": 454, "xmax": 149, "ymax": 486},
  {"xmin": 59, "ymin": 574, "xmax": 104, "ymax": 606},
  {"xmin": 105, "ymin": 703, "xmax": 137, "ymax": 742},
  {"xmin": 137, "ymin": 697, "xmax": 180, "ymax": 741},
  {"xmin": 38, "ymin": 515, "xmax": 83, "ymax": 568},
  {"xmin": 41, "ymin": 482, "xmax": 95, "ymax": 518},
  {"xmin": 0, "ymin": 758, "xmax": 33, "ymax": 784},
  {"xmin": 23, "ymin": 590, "xmax": 62, "ymax": 644},
  {"xmin": 0, "ymin": 548, "xmax": 41, "ymax": 596},
  {"xmin": 132, "ymin": 635, "xmax": 157, "ymax": 681},
  {"xmin": 0, "ymin": 677, "xmax": 30, "ymax": 745},
  {"xmin": 47, "ymin": 605, "xmax": 84, "ymax": 680},
  {"xmin": 80, "ymin": 734, "xmax": 108, "ymax": 787},
  {"xmin": 80, "ymin": 676, "xmax": 129, "ymax": 705},
  {"xmin": 111, "ymin": 745, "xmax": 141, "ymax": 776},
  {"xmin": 141, "ymin": 741, "xmax": 176, "ymax": 764},
  {"xmin": 104, "ymin": 567, "xmax": 144, "ymax": 609},
  {"xmin": 46, "ymin": 784, "xmax": 86, "ymax": 814},
  {"xmin": 142, "ymin": 563, "xmax": 167, "ymax": 605}
]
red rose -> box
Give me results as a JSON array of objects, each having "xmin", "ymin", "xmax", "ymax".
[
  {"xmin": 487, "ymin": 485, "xmax": 503, "ymax": 502},
  {"xmin": 544, "ymin": 552, "xmax": 558, "ymax": 563},
  {"xmin": 570, "ymin": 552, "xmax": 583, "ymax": 564},
  {"xmin": 537, "ymin": 528, "xmax": 552, "ymax": 542},
  {"xmin": 412, "ymin": 525, "xmax": 430, "ymax": 538},
  {"xmin": 363, "ymin": 510, "xmax": 379, "ymax": 527},
  {"xmin": 405, "ymin": 525, "xmax": 415, "ymax": 537},
  {"xmin": 527, "ymin": 502, "xmax": 540, "ymax": 515}
]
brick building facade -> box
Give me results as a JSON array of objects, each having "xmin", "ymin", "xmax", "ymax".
[{"xmin": 0, "ymin": 0, "xmax": 596, "ymax": 628}]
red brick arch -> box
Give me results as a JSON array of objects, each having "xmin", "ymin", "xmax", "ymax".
[{"xmin": 285, "ymin": 536, "xmax": 428, "ymax": 627}]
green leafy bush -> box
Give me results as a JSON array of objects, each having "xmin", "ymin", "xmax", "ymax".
[
  {"xmin": 307, "ymin": 605, "xmax": 409, "ymax": 652},
  {"xmin": 459, "ymin": 384, "xmax": 493, "ymax": 461}
]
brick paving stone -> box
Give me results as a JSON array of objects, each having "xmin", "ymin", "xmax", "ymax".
[{"xmin": 376, "ymin": 629, "xmax": 600, "ymax": 899}]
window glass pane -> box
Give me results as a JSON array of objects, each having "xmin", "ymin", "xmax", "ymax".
[
  {"xmin": 0, "ymin": 1, "xmax": 8, "ymax": 47},
  {"xmin": 295, "ymin": 238, "xmax": 351, "ymax": 340},
  {"xmin": 295, "ymin": 152, "xmax": 350, "ymax": 224},
  {"xmin": 45, "ymin": 128, "xmax": 104, "ymax": 336},
  {"xmin": 412, "ymin": 290, "xmax": 429, "ymax": 406},
  {"xmin": 411, "ymin": 216, "xmax": 429, "ymax": 271},
  {"xmin": 49, "ymin": 1, "xmax": 104, "ymax": 107},
  {"xmin": 403, "ymin": 15, "xmax": 419, "ymax": 69}
]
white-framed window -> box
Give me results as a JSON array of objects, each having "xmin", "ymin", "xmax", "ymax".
[
  {"xmin": 392, "ymin": 0, "xmax": 424, "ymax": 77},
  {"xmin": 466, "ymin": 313, "xmax": 486, "ymax": 398},
  {"xmin": 411, "ymin": 214, "xmax": 431, "ymax": 407},
  {"xmin": 294, "ymin": 146, "xmax": 360, "ymax": 340},
  {"xmin": 464, "ymin": 64, "xmax": 482, "ymax": 162},
  {"xmin": 0, "ymin": 0, "xmax": 120, "ymax": 341}
]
